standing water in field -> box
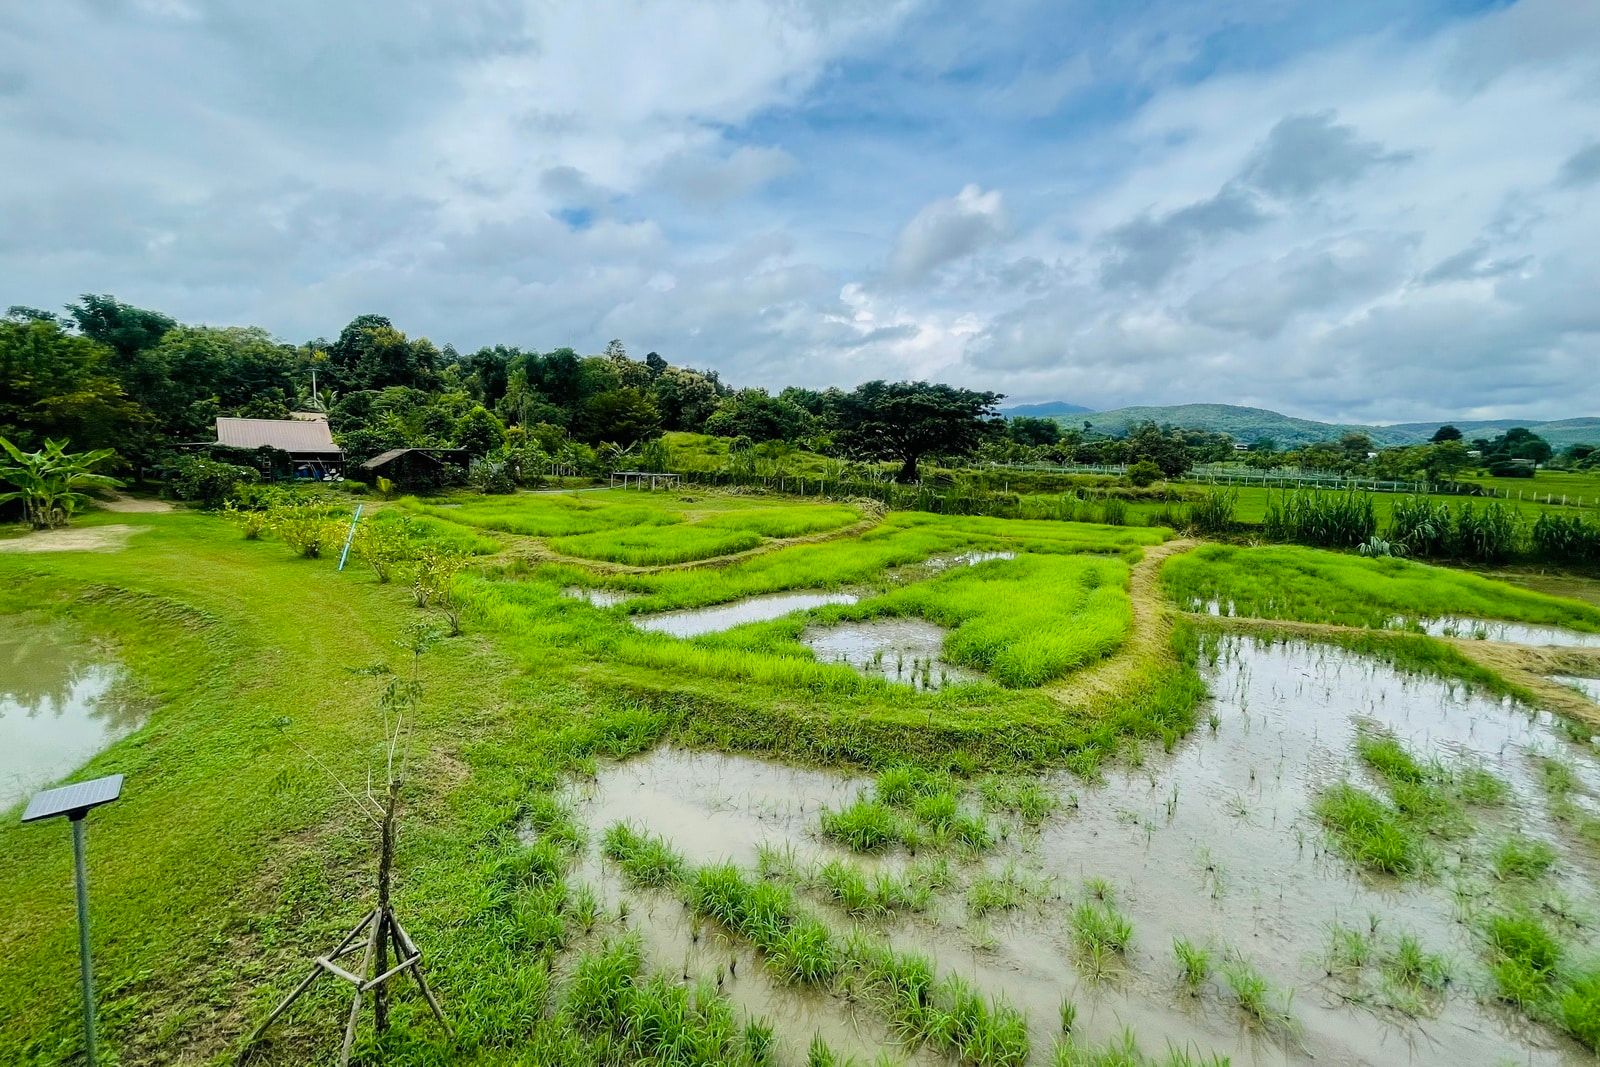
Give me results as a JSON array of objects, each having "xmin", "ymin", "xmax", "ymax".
[
  {"xmin": 561, "ymin": 637, "xmax": 1600, "ymax": 1065},
  {"xmin": 1410, "ymin": 616, "xmax": 1600, "ymax": 648},
  {"xmin": 633, "ymin": 591, "xmax": 858, "ymax": 638},
  {"xmin": 0, "ymin": 627, "xmax": 137, "ymax": 811},
  {"xmin": 800, "ymin": 618, "xmax": 983, "ymax": 690}
]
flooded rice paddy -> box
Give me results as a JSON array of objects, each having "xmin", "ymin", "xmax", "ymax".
[
  {"xmin": 0, "ymin": 627, "xmax": 137, "ymax": 810},
  {"xmin": 1192, "ymin": 598, "xmax": 1600, "ymax": 649},
  {"xmin": 561, "ymin": 636, "xmax": 1600, "ymax": 1065},
  {"xmin": 633, "ymin": 591, "xmax": 860, "ymax": 638},
  {"xmin": 800, "ymin": 618, "xmax": 982, "ymax": 691}
]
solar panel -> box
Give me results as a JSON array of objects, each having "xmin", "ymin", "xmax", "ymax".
[{"xmin": 22, "ymin": 774, "xmax": 124, "ymax": 823}]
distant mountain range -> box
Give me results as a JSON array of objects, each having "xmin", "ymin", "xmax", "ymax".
[{"xmin": 997, "ymin": 402, "xmax": 1600, "ymax": 449}]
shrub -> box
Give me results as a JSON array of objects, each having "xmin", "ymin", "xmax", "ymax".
[
  {"xmin": 1126, "ymin": 460, "xmax": 1161, "ymax": 487},
  {"xmin": 1185, "ymin": 489, "xmax": 1237, "ymax": 534},
  {"xmin": 164, "ymin": 454, "xmax": 258, "ymax": 508},
  {"xmin": 267, "ymin": 501, "xmax": 340, "ymax": 558},
  {"xmin": 1531, "ymin": 513, "xmax": 1600, "ymax": 566},
  {"xmin": 469, "ymin": 457, "xmax": 516, "ymax": 494},
  {"xmin": 1261, "ymin": 488, "xmax": 1375, "ymax": 547},
  {"xmin": 1452, "ymin": 502, "xmax": 1520, "ymax": 563},
  {"xmin": 1387, "ymin": 496, "xmax": 1451, "ymax": 557},
  {"xmin": 352, "ymin": 515, "xmax": 412, "ymax": 582}
]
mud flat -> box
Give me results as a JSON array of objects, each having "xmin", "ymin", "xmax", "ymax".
[{"xmin": 560, "ymin": 636, "xmax": 1600, "ymax": 1065}]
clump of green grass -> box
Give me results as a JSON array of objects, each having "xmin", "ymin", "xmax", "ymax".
[
  {"xmin": 602, "ymin": 822, "xmax": 687, "ymax": 887},
  {"xmin": 1070, "ymin": 896, "xmax": 1134, "ymax": 971},
  {"xmin": 1053, "ymin": 1028, "xmax": 1229, "ymax": 1066},
  {"xmin": 813, "ymin": 859, "xmax": 932, "ymax": 916},
  {"xmin": 1383, "ymin": 933, "xmax": 1450, "ymax": 993},
  {"xmin": 1313, "ymin": 782, "xmax": 1421, "ymax": 875},
  {"xmin": 1221, "ymin": 955, "xmax": 1296, "ymax": 1033},
  {"xmin": 1326, "ymin": 922, "xmax": 1376, "ymax": 973},
  {"xmin": 550, "ymin": 523, "xmax": 763, "ymax": 565},
  {"xmin": 820, "ymin": 797, "xmax": 911, "ymax": 852},
  {"xmin": 1173, "ymin": 938, "xmax": 1211, "ymax": 993},
  {"xmin": 977, "ymin": 774, "xmax": 1059, "ymax": 822},
  {"xmin": 966, "ymin": 864, "xmax": 1035, "ymax": 916},
  {"xmin": 1493, "ymin": 834, "xmax": 1558, "ymax": 882},
  {"xmin": 1484, "ymin": 911, "xmax": 1564, "ymax": 1008},
  {"xmin": 1458, "ymin": 764, "xmax": 1510, "ymax": 806}
]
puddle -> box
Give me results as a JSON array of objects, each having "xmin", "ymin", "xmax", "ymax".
[
  {"xmin": 562, "ymin": 639, "xmax": 1600, "ymax": 1065},
  {"xmin": 634, "ymin": 592, "xmax": 858, "ymax": 638},
  {"xmin": 560, "ymin": 751, "xmax": 944, "ymax": 1064},
  {"xmin": 1413, "ymin": 617, "xmax": 1600, "ymax": 648},
  {"xmin": 923, "ymin": 550, "xmax": 1017, "ymax": 570},
  {"xmin": 800, "ymin": 618, "xmax": 983, "ymax": 690},
  {"xmin": 563, "ymin": 586, "xmax": 634, "ymax": 608},
  {"xmin": 0, "ymin": 628, "xmax": 139, "ymax": 810}
]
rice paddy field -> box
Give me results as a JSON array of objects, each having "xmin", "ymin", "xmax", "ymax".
[{"xmin": 3, "ymin": 486, "xmax": 1600, "ymax": 1065}]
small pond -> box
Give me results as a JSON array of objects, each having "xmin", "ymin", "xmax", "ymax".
[
  {"xmin": 563, "ymin": 586, "xmax": 634, "ymax": 608},
  {"xmin": 633, "ymin": 591, "xmax": 858, "ymax": 638},
  {"xmin": 0, "ymin": 627, "xmax": 139, "ymax": 811},
  {"xmin": 800, "ymin": 618, "xmax": 982, "ymax": 690}
]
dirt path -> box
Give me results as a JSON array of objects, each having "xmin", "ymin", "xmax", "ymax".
[
  {"xmin": 1042, "ymin": 537, "xmax": 1197, "ymax": 709},
  {"xmin": 99, "ymin": 493, "xmax": 174, "ymax": 513},
  {"xmin": 0, "ymin": 524, "xmax": 148, "ymax": 553}
]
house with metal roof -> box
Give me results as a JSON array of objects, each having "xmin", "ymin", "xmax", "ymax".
[{"xmin": 212, "ymin": 413, "xmax": 344, "ymax": 479}]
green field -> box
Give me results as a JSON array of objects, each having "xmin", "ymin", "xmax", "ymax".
[{"xmin": 3, "ymin": 492, "xmax": 1599, "ymax": 1063}]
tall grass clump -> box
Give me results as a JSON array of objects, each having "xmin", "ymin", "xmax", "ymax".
[
  {"xmin": 1184, "ymin": 489, "xmax": 1237, "ymax": 534},
  {"xmin": 1387, "ymin": 495, "xmax": 1452, "ymax": 557},
  {"xmin": 1532, "ymin": 512, "xmax": 1600, "ymax": 566},
  {"xmin": 602, "ymin": 822, "xmax": 687, "ymax": 887},
  {"xmin": 1313, "ymin": 783, "xmax": 1420, "ymax": 876},
  {"xmin": 1452, "ymin": 502, "xmax": 1521, "ymax": 563},
  {"xmin": 1173, "ymin": 938, "xmax": 1212, "ymax": 993},
  {"xmin": 819, "ymin": 797, "xmax": 910, "ymax": 852},
  {"xmin": 1261, "ymin": 487, "xmax": 1376, "ymax": 548}
]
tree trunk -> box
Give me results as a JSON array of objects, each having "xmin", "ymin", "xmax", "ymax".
[
  {"xmin": 896, "ymin": 456, "xmax": 919, "ymax": 483},
  {"xmin": 374, "ymin": 778, "xmax": 399, "ymax": 1033}
]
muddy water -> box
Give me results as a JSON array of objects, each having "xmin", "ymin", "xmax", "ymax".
[
  {"xmin": 801, "ymin": 618, "xmax": 983, "ymax": 691},
  {"xmin": 0, "ymin": 628, "xmax": 137, "ymax": 810},
  {"xmin": 563, "ymin": 586, "xmax": 634, "ymax": 608},
  {"xmin": 1416, "ymin": 617, "xmax": 1600, "ymax": 648},
  {"xmin": 563, "ymin": 639, "xmax": 1600, "ymax": 1065},
  {"xmin": 633, "ymin": 592, "xmax": 859, "ymax": 638}
]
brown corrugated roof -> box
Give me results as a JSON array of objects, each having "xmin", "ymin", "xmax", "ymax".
[{"xmin": 215, "ymin": 416, "xmax": 341, "ymax": 454}]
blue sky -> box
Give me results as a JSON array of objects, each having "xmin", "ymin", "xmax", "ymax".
[{"xmin": 2, "ymin": 0, "xmax": 1597, "ymax": 422}]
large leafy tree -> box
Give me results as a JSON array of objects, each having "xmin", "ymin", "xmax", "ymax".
[
  {"xmin": 834, "ymin": 380, "xmax": 1002, "ymax": 482},
  {"xmin": 703, "ymin": 389, "xmax": 812, "ymax": 442},
  {"xmin": 0, "ymin": 311, "xmax": 142, "ymax": 452}
]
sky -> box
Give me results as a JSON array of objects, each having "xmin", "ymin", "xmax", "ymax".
[{"xmin": 2, "ymin": 0, "xmax": 1598, "ymax": 423}]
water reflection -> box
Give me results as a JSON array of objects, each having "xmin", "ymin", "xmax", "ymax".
[{"xmin": 0, "ymin": 628, "xmax": 139, "ymax": 810}]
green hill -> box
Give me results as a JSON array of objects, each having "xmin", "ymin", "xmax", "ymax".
[{"xmin": 1056, "ymin": 403, "xmax": 1600, "ymax": 449}]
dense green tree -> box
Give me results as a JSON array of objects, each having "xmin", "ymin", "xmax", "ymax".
[
  {"xmin": 1124, "ymin": 421, "xmax": 1193, "ymax": 476},
  {"xmin": 1007, "ymin": 415, "xmax": 1061, "ymax": 447},
  {"xmin": 834, "ymin": 380, "xmax": 1002, "ymax": 482},
  {"xmin": 1430, "ymin": 424, "xmax": 1462, "ymax": 443},
  {"xmin": 703, "ymin": 389, "xmax": 812, "ymax": 442},
  {"xmin": 454, "ymin": 405, "xmax": 506, "ymax": 457},
  {"xmin": 578, "ymin": 387, "xmax": 660, "ymax": 446},
  {"xmin": 651, "ymin": 366, "xmax": 723, "ymax": 431},
  {"xmin": 0, "ymin": 314, "xmax": 141, "ymax": 453}
]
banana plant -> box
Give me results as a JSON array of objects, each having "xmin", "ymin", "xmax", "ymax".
[{"xmin": 0, "ymin": 437, "xmax": 122, "ymax": 529}]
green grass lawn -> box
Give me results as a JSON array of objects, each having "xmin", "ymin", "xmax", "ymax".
[{"xmin": 1162, "ymin": 543, "xmax": 1600, "ymax": 631}]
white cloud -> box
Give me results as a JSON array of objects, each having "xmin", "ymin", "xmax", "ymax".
[{"xmin": 889, "ymin": 184, "xmax": 1008, "ymax": 281}]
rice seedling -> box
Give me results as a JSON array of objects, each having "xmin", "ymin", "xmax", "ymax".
[
  {"xmin": 976, "ymin": 775, "xmax": 1058, "ymax": 822},
  {"xmin": 769, "ymin": 916, "xmax": 839, "ymax": 984},
  {"xmin": 1162, "ymin": 543, "xmax": 1600, "ymax": 633},
  {"xmin": 1058, "ymin": 998, "xmax": 1076, "ymax": 1034},
  {"xmin": 965, "ymin": 864, "xmax": 1034, "ymax": 916},
  {"xmin": 1558, "ymin": 968, "xmax": 1600, "ymax": 1051},
  {"xmin": 550, "ymin": 523, "xmax": 764, "ymax": 566},
  {"xmin": 1053, "ymin": 1028, "xmax": 1230, "ymax": 1066},
  {"xmin": 743, "ymin": 1019, "xmax": 777, "ymax": 1065},
  {"xmin": 1221, "ymin": 955, "xmax": 1295, "ymax": 1033},
  {"xmin": 564, "ymin": 935, "xmax": 644, "ymax": 1034},
  {"xmin": 1326, "ymin": 923, "xmax": 1375, "ymax": 973},
  {"xmin": 602, "ymin": 822, "xmax": 687, "ymax": 887},
  {"xmin": 1313, "ymin": 782, "xmax": 1422, "ymax": 876},
  {"xmin": 1492, "ymin": 834, "xmax": 1558, "ymax": 882},
  {"xmin": 813, "ymin": 859, "xmax": 930, "ymax": 916},
  {"xmin": 1173, "ymin": 937, "xmax": 1211, "ymax": 992},
  {"xmin": 1458, "ymin": 764, "xmax": 1510, "ymax": 806},
  {"xmin": 1070, "ymin": 899, "xmax": 1134, "ymax": 959},
  {"xmin": 820, "ymin": 797, "xmax": 910, "ymax": 852},
  {"xmin": 1484, "ymin": 910, "xmax": 1563, "ymax": 1008},
  {"xmin": 1382, "ymin": 933, "xmax": 1450, "ymax": 993}
]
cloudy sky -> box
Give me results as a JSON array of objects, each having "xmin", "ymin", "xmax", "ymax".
[{"xmin": 3, "ymin": 0, "xmax": 1598, "ymax": 422}]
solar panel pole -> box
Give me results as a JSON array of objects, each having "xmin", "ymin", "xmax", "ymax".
[
  {"xmin": 71, "ymin": 814, "xmax": 98, "ymax": 1066},
  {"xmin": 22, "ymin": 774, "xmax": 122, "ymax": 1067}
]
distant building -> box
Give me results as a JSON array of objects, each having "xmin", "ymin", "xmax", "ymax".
[
  {"xmin": 1232, "ymin": 442, "xmax": 1250, "ymax": 452},
  {"xmin": 212, "ymin": 413, "xmax": 344, "ymax": 479},
  {"xmin": 358, "ymin": 447, "xmax": 468, "ymax": 490}
]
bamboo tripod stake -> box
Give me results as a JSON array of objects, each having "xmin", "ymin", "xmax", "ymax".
[{"xmin": 243, "ymin": 781, "xmax": 450, "ymax": 1064}]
